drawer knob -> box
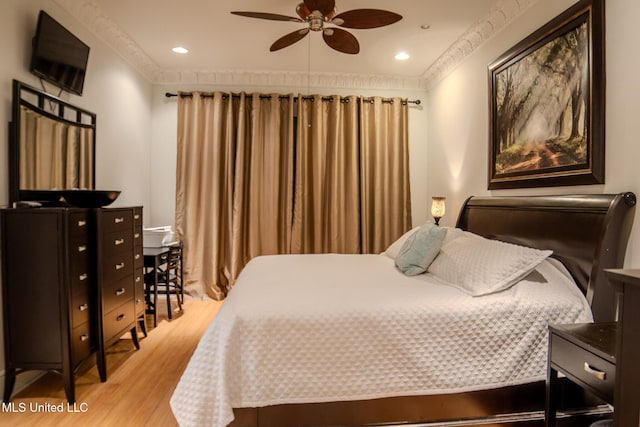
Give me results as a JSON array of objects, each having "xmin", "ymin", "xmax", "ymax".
[
  {"xmin": 80, "ymin": 334, "xmax": 89, "ymax": 342},
  {"xmin": 114, "ymin": 238, "xmax": 125, "ymax": 245},
  {"xmin": 135, "ymin": 254, "xmax": 141, "ymax": 260},
  {"xmin": 134, "ymin": 214, "xmax": 140, "ymax": 220},
  {"xmin": 114, "ymin": 217, "xmax": 125, "ymax": 224},
  {"xmin": 79, "ymin": 303, "xmax": 89, "ymax": 312},
  {"xmin": 78, "ymin": 245, "xmax": 87, "ymax": 253},
  {"xmin": 583, "ymin": 362, "xmax": 606, "ymax": 381},
  {"xmin": 77, "ymin": 220, "xmax": 87, "ymax": 227},
  {"xmin": 116, "ymin": 314, "xmax": 126, "ymax": 321},
  {"xmin": 79, "ymin": 273, "xmax": 88, "ymax": 281},
  {"xmin": 115, "ymin": 288, "xmax": 126, "ymax": 296},
  {"xmin": 135, "ymin": 276, "xmax": 141, "ymax": 283},
  {"xmin": 134, "ymin": 233, "xmax": 141, "ymax": 239},
  {"xmin": 115, "ymin": 262, "xmax": 125, "ymax": 270}
]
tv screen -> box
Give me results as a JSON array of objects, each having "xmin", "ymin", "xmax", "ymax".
[{"xmin": 30, "ymin": 10, "xmax": 90, "ymax": 96}]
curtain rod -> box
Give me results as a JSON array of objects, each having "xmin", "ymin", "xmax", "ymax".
[{"xmin": 165, "ymin": 92, "xmax": 421, "ymax": 105}]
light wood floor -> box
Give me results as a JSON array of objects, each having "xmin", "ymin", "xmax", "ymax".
[{"xmin": 2, "ymin": 300, "xmax": 222, "ymax": 426}]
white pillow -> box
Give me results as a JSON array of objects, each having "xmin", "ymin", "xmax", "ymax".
[{"xmin": 428, "ymin": 233, "xmax": 552, "ymax": 296}]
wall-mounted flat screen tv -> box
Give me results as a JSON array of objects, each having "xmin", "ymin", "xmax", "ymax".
[{"xmin": 30, "ymin": 10, "xmax": 90, "ymax": 96}]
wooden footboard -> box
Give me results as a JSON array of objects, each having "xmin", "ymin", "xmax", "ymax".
[{"xmin": 230, "ymin": 380, "xmax": 608, "ymax": 426}]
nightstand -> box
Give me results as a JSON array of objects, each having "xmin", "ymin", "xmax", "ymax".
[
  {"xmin": 545, "ymin": 322, "xmax": 616, "ymax": 427},
  {"xmin": 605, "ymin": 269, "xmax": 640, "ymax": 427}
]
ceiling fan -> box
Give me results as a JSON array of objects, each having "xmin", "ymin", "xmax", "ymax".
[{"xmin": 231, "ymin": 0, "xmax": 402, "ymax": 55}]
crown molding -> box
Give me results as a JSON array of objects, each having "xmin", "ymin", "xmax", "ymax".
[
  {"xmin": 421, "ymin": 0, "xmax": 539, "ymax": 90},
  {"xmin": 54, "ymin": 0, "xmax": 538, "ymax": 92},
  {"xmin": 154, "ymin": 69, "xmax": 424, "ymax": 91},
  {"xmin": 52, "ymin": 0, "xmax": 159, "ymax": 81}
]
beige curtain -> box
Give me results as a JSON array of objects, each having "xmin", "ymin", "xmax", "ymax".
[
  {"xmin": 359, "ymin": 97, "xmax": 412, "ymax": 253},
  {"xmin": 292, "ymin": 95, "xmax": 411, "ymax": 254},
  {"xmin": 176, "ymin": 93, "xmax": 411, "ymax": 299},
  {"xmin": 175, "ymin": 92, "xmax": 295, "ymax": 299},
  {"xmin": 292, "ymin": 95, "xmax": 361, "ymax": 253}
]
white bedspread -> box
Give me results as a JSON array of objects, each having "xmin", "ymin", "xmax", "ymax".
[{"xmin": 170, "ymin": 254, "xmax": 592, "ymax": 427}]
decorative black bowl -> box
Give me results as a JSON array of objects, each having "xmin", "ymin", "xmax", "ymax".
[
  {"xmin": 19, "ymin": 189, "xmax": 64, "ymax": 203},
  {"xmin": 61, "ymin": 190, "xmax": 121, "ymax": 208}
]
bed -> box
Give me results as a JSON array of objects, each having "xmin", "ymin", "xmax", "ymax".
[{"xmin": 170, "ymin": 193, "xmax": 636, "ymax": 427}]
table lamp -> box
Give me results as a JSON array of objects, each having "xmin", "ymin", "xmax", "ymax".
[{"xmin": 431, "ymin": 197, "xmax": 446, "ymax": 225}]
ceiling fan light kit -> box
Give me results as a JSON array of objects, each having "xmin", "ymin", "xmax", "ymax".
[{"xmin": 231, "ymin": 0, "xmax": 402, "ymax": 55}]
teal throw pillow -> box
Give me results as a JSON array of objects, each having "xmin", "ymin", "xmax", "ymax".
[{"xmin": 395, "ymin": 223, "xmax": 447, "ymax": 276}]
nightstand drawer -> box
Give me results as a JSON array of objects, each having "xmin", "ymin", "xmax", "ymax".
[{"xmin": 550, "ymin": 334, "xmax": 616, "ymax": 401}]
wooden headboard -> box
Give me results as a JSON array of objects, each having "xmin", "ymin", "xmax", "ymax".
[{"xmin": 456, "ymin": 193, "xmax": 636, "ymax": 322}]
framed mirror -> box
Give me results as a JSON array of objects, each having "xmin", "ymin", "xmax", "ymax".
[{"xmin": 9, "ymin": 79, "xmax": 96, "ymax": 205}]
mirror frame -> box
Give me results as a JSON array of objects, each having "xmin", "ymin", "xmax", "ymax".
[{"xmin": 9, "ymin": 79, "xmax": 96, "ymax": 205}]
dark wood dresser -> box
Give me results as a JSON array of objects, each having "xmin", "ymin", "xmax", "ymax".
[
  {"xmin": 133, "ymin": 207, "xmax": 146, "ymax": 335},
  {"xmin": 94, "ymin": 207, "xmax": 141, "ymax": 381},
  {"xmin": 1, "ymin": 208, "xmax": 94, "ymax": 403},
  {"xmin": 1, "ymin": 206, "xmax": 143, "ymax": 402}
]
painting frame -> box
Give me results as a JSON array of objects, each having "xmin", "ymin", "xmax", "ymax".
[{"xmin": 488, "ymin": 0, "xmax": 604, "ymax": 190}]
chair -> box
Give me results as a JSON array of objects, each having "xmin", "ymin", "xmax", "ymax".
[{"xmin": 144, "ymin": 243, "xmax": 183, "ymax": 324}]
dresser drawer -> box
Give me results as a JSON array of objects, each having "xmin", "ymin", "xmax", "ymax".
[
  {"xmin": 134, "ymin": 247, "xmax": 143, "ymax": 269},
  {"xmin": 70, "ymin": 291, "xmax": 91, "ymax": 328},
  {"xmin": 68, "ymin": 212, "xmax": 90, "ymax": 236},
  {"xmin": 133, "ymin": 208, "xmax": 142, "ymax": 225},
  {"xmin": 134, "ymin": 228, "xmax": 142, "ymax": 247},
  {"xmin": 103, "ymin": 302, "xmax": 135, "ymax": 342},
  {"xmin": 550, "ymin": 334, "xmax": 616, "ymax": 401},
  {"xmin": 100, "ymin": 209, "xmax": 133, "ymax": 233},
  {"xmin": 102, "ymin": 253, "xmax": 134, "ymax": 284},
  {"xmin": 71, "ymin": 321, "xmax": 92, "ymax": 366},
  {"xmin": 102, "ymin": 229, "xmax": 134, "ymax": 259},
  {"xmin": 69, "ymin": 250, "xmax": 91, "ymax": 293},
  {"xmin": 134, "ymin": 269, "xmax": 145, "ymax": 316},
  {"xmin": 103, "ymin": 275, "xmax": 134, "ymax": 314},
  {"xmin": 70, "ymin": 268, "xmax": 92, "ymax": 297},
  {"xmin": 69, "ymin": 234, "xmax": 91, "ymax": 259}
]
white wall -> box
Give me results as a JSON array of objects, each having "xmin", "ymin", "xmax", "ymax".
[
  {"xmin": 149, "ymin": 84, "xmax": 430, "ymax": 228},
  {"xmin": 427, "ymin": 0, "xmax": 640, "ymax": 267},
  {"xmin": 0, "ymin": 0, "xmax": 152, "ymax": 392}
]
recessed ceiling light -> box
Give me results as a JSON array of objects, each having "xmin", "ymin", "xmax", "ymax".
[
  {"xmin": 394, "ymin": 52, "xmax": 410, "ymax": 61},
  {"xmin": 172, "ymin": 46, "xmax": 189, "ymax": 54},
  {"xmin": 420, "ymin": 24, "xmax": 431, "ymax": 30}
]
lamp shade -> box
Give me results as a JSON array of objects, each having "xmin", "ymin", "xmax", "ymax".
[{"xmin": 431, "ymin": 197, "xmax": 446, "ymax": 224}]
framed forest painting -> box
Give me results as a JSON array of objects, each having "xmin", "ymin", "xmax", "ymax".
[{"xmin": 488, "ymin": 0, "xmax": 604, "ymax": 189}]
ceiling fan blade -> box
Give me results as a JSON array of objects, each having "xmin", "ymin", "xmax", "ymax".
[
  {"xmin": 332, "ymin": 9, "xmax": 402, "ymax": 29},
  {"xmin": 322, "ymin": 28, "xmax": 359, "ymax": 54},
  {"xmin": 231, "ymin": 11, "xmax": 302, "ymax": 22},
  {"xmin": 303, "ymin": 0, "xmax": 335, "ymax": 16},
  {"xmin": 270, "ymin": 28, "xmax": 310, "ymax": 52}
]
